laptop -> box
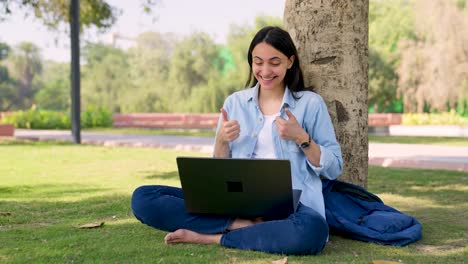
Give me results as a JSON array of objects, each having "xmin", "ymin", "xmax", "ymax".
[{"xmin": 176, "ymin": 157, "xmax": 301, "ymax": 219}]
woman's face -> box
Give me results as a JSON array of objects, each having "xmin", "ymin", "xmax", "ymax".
[{"xmin": 251, "ymin": 42, "xmax": 294, "ymax": 92}]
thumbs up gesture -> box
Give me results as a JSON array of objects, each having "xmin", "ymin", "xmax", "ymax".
[
  {"xmin": 218, "ymin": 108, "xmax": 240, "ymax": 143},
  {"xmin": 275, "ymin": 108, "xmax": 308, "ymax": 145}
]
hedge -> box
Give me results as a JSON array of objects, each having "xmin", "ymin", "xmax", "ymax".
[{"xmin": 1, "ymin": 106, "xmax": 113, "ymax": 129}]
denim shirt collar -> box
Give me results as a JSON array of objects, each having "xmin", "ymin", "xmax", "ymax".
[{"xmin": 247, "ymin": 83, "xmax": 297, "ymax": 111}]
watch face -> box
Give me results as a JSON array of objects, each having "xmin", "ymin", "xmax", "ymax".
[{"xmin": 300, "ymin": 135, "xmax": 311, "ymax": 149}]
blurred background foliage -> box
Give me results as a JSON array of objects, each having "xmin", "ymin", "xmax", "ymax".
[
  {"xmin": 1, "ymin": 0, "xmax": 468, "ymax": 128},
  {"xmin": 0, "ymin": 15, "xmax": 283, "ymax": 115},
  {"xmin": 368, "ymin": 0, "xmax": 468, "ymax": 116}
]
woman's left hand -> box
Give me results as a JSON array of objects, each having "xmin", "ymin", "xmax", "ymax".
[{"xmin": 275, "ymin": 109, "xmax": 309, "ymax": 145}]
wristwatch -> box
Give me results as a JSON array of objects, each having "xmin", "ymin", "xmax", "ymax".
[{"xmin": 299, "ymin": 135, "xmax": 311, "ymax": 149}]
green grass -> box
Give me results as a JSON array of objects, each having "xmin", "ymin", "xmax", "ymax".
[
  {"xmin": 0, "ymin": 140, "xmax": 466, "ymax": 263},
  {"xmin": 369, "ymin": 135, "xmax": 468, "ymax": 146}
]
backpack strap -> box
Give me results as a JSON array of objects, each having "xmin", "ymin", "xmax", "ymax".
[{"xmin": 322, "ymin": 179, "xmax": 382, "ymax": 203}]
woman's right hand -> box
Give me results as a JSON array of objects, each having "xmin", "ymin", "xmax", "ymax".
[
  {"xmin": 214, "ymin": 108, "xmax": 240, "ymax": 158},
  {"xmin": 217, "ymin": 108, "xmax": 240, "ymax": 143}
]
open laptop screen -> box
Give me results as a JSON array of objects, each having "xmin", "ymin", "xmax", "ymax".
[{"xmin": 176, "ymin": 157, "xmax": 300, "ymax": 219}]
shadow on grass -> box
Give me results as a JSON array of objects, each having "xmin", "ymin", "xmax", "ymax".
[
  {"xmin": 368, "ymin": 166, "xmax": 467, "ymax": 205},
  {"xmin": 143, "ymin": 170, "xmax": 179, "ymax": 181}
]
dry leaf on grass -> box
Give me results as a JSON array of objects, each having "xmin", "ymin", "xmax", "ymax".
[
  {"xmin": 0, "ymin": 212, "xmax": 12, "ymax": 216},
  {"xmin": 373, "ymin": 260, "xmax": 401, "ymax": 264},
  {"xmin": 272, "ymin": 257, "xmax": 287, "ymax": 264},
  {"xmin": 78, "ymin": 221, "xmax": 105, "ymax": 229}
]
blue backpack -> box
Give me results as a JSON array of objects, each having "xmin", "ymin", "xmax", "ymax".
[{"xmin": 321, "ymin": 179, "xmax": 422, "ymax": 246}]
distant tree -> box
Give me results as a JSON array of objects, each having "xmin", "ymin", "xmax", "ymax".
[
  {"xmin": 397, "ymin": 0, "xmax": 468, "ymax": 113},
  {"xmin": 132, "ymin": 32, "xmax": 176, "ymax": 72},
  {"xmin": 368, "ymin": 48, "xmax": 398, "ymax": 112},
  {"xmin": 0, "ymin": 42, "xmax": 17, "ymax": 111},
  {"xmin": 34, "ymin": 62, "xmax": 70, "ymax": 111},
  {"xmin": 187, "ymin": 71, "xmax": 225, "ymax": 113},
  {"xmin": 167, "ymin": 32, "xmax": 224, "ymax": 112},
  {"xmin": 7, "ymin": 42, "xmax": 43, "ymax": 109},
  {"xmin": 81, "ymin": 43, "xmax": 131, "ymax": 113},
  {"xmin": 0, "ymin": 42, "xmax": 9, "ymax": 60},
  {"xmin": 0, "ymin": 67, "xmax": 17, "ymax": 111},
  {"xmin": 125, "ymin": 31, "xmax": 177, "ymax": 112},
  {"xmin": 368, "ymin": 0, "xmax": 415, "ymax": 112}
]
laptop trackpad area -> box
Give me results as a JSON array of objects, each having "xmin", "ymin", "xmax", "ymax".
[{"xmin": 226, "ymin": 181, "xmax": 243, "ymax": 192}]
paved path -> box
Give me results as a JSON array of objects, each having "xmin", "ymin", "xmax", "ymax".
[
  {"xmin": 14, "ymin": 129, "xmax": 215, "ymax": 152},
  {"xmin": 369, "ymin": 143, "xmax": 468, "ymax": 172},
  {"xmin": 13, "ymin": 129, "xmax": 468, "ymax": 173}
]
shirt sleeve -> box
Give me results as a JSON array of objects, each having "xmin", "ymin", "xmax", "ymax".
[{"xmin": 306, "ymin": 96, "xmax": 343, "ymax": 179}]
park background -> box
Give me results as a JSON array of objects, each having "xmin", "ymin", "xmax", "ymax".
[{"xmin": 0, "ymin": 0, "xmax": 467, "ymax": 126}]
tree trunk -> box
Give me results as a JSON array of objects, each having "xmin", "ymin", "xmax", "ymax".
[{"xmin": 284, "ymin": 0, "xmax": 369, "ymax": 187}]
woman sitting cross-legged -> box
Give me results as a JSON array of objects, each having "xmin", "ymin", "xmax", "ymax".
[{"xmin": 131, "ymin": 26, "xmax": 343, "ymax": 255}]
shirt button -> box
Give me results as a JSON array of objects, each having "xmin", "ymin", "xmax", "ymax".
[
  {"xmin": 259, "ymin": 117, "xmax": 263, "ymax": 122},
  {"xmin": 252, "ymin": 133, "xmax": 257, "ymax": 138},
  {"xmin": 246, "ymin": 153, "xmax": 251, "ymax": 157}
]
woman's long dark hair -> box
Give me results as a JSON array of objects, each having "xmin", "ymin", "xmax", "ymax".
[{"xmin": 245, "ymin": 26, "xmax": 311, "ymax": 99}]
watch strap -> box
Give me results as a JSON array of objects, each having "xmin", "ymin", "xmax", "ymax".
[{"xmin": 299, "ymin": 135, "xmax": 311, "ymax": 149}]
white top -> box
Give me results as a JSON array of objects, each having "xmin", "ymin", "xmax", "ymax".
[{"xmin": 252, "ymin": 113, "xmax": 279, "ymax": 159}]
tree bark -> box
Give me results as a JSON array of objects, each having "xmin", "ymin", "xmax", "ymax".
[{"xmin": 284, "ymin": 0, "xmax": 369, "ymax": 187}]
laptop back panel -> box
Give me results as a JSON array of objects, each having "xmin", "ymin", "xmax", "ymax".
[{"xmin": 176, "ymin": 157, "xmax": 295, "ymax": 218}]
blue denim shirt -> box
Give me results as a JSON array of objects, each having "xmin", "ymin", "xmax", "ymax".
[{"xmin": 214, "ymin": 83, "xmax": 343, "ymax": 219}]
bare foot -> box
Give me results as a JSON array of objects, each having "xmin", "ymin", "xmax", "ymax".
[
  {"xmin": 164, "ymin": 229, "xmax": 222, "ymax": 245},
  {"xmin": 228, "ymin": 217, "xmax": 264, "ymax": 230}
]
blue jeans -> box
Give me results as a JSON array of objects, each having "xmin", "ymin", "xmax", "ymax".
[{"xmin": 131, "ymin": 185, "xmax": 328, "ymax": 255}]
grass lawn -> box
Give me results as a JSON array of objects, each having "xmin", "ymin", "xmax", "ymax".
[{"xmin": 0, "ymin": 140, "xmax": 466, "ymax": 263}]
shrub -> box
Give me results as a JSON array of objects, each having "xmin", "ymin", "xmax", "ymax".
[
  {"xmin": 81, "ymin": 105, "xmax": 113, "ymax": 128},
  {"xmin": 0, "ymin": 107, "xmax": 69, "ymax": 129},
  {"xmin": 403, "ymin": 111, "xmax": 468, "ymax": 125},
  {"xmin": 1, "ymin": 106, "xmax": 113, "ymax": 129}
]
